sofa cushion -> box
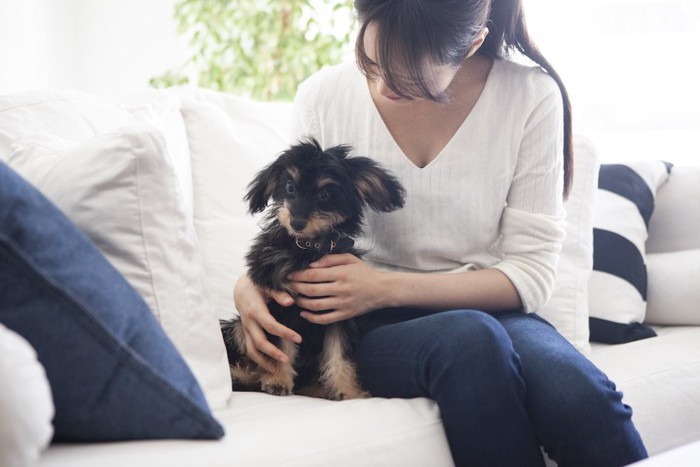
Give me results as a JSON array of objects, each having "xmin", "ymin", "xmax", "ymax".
[
  {"xmin": 0, "ymin": 161, "xmax": 224, "ymax": 441},
  {"xmin": 645, "ymin": 249, "xmax": 700, "ymax": 325},
  {"xmin": 176, "ymin": 87, "xmax": 293, "ymax": 319},
  {"xmin": 0, "ymin": 323, "xmax": 53, "ymax": 467},
  {"xmin": 644, "ymin": 166, "xmax": 700, "ymax": 326},
  {"xmin": 589, "ymin": 327, "xmax": 700, "ymax": 455},
  {"xmin": 38, "ymin": 393, "xmax": 453, "ymax": 467},
  {"xmin": 538, "ymin": 135, "xmax": 598, "ymax": 353},
  {"xmin": 647, "ymin": 166, "xmax": 700, "ymax": 253},
  {"xmin": 588, "ymin": 161, "xmax": 671, "ymax": 344},
  {"xmin": 6, "ymin": 126, "xmax": 232, "ymax": 410}
]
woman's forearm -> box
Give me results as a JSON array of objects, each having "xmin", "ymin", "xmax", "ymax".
[{"xmin": 380, "ymin": 268, "xmax": 523, "ymax": 312}]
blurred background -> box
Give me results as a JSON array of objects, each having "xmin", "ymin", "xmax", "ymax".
[{"xmin": 1, "ymin": 0, "xmax": 698, "ymax": 165}]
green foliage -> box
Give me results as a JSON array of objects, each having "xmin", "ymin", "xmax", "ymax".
[{"xmin": 151, "ymin": 0, "xmax": 355, "ymax": 101}]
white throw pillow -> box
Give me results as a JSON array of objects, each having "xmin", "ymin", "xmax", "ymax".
[
  {"xmin": 1, "ymin": 89, "xmax": 194, "ymax": 227},
  {"xmin": 7, "ymin": 126, "xmax": 231, "ymax": 410},
  {"xmin": 0, "ymin": 323, "xmax": 54, "ymax": 467},
  {"xmin": 0, "ymin": 90, "xmax": 137, "ymax": 161},
  {"xmin": 588, "ymin": 160, "xmax": 671, "ymax": 344},
  {"xmin": 645, "ymin": 249, "xmax": 700, "ymax": 325},
  {"xmin": 177, "ymin": 87, "xmax": 293, "ymax": 319},
  {"xmin": 538, "ymin": 136, "xmax": 598, "ymax": 354},
  {"xmin": 120, "ymin": 89, "xmax": 195, "ymax": 224}
]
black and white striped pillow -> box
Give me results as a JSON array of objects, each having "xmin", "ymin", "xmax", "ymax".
[{"xmin": 588, "ymin": 161, "xmax": 672, "ymax": 344}]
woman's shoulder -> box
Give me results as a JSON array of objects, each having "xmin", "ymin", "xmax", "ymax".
[
  {"xmin": 492, "ymin": 57, "xmax": 561, "ymax": 101},
  {"xmin": 296, "ymin": 60, "xmax": 362, "ymax": 101}
]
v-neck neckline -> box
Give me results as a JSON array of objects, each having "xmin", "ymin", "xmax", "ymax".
[{"xmin": 362, "ymin": 58, "xmax": 498, "ymax": 171}]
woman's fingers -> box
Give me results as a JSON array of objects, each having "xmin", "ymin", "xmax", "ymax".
[
  {"xmin": 308, "ymin": 253, "xmax": 360, "ymax": 268},
  {"xmin": 244, "ymin": 319, "xmax": 290, "ymax": 365},
  {"xmin": 243, "ymin": 329, "xmax": 278, "ymax": 373},
  {"xmin": 259, "ymin": 312, "xmax": 302, "ymax": 344},
  {"xmin": 290, "ymin": 281, "xmax": 334, "ymax": 299},
  {"xmin": 287, "ymin": 253, "xmax": 359, "ymax": 282},
  {"xmin": 300, "ymin": 310, "xmax": 345, "ymax": 325},
  {"xmin": 295, "ymin": 294, "xmax": 337, "ymax": 312},
  {"xmin": 268, "ymin": 289, "xmax": 295, "ymax": 307}
]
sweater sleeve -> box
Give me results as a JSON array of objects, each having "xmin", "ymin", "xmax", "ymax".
[{"xmin": 491, "ymin": 74, "xmax": 567, "ymax": 313}]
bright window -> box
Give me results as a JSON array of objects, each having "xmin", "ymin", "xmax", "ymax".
[{"xmin": 523, "ymin": 0, "xmax": 700, "ymax": 166}]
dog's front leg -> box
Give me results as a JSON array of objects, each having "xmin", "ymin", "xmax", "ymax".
[
  {"xmin": 260, "ymin": 338, "xmax": 298, "ymax": 396},
  {"xmin": 319, "ymin": 323, "xmax": 370, "ymax": 400}
]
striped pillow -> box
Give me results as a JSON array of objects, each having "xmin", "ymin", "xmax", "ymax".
[{"xmin": 588, "ymin": 161, "xmax": 672, "ymax": 344}]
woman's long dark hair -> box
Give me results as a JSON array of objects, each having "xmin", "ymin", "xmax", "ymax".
[{"xmin": 354, "ymin": 0, "xmax": 574, "ymax": 198}]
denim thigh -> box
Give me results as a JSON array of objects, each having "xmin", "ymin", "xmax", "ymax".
[
  {"xmin": 355, "ymin": 309, "xmax": 545, "ymax": 466},
  {"xmin": 354, "ymin": 309, "xmax": 647, "ymax": 467}
]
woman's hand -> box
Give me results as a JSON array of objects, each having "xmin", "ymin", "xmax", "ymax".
[
  {"xmin": 287, "ymin": 254, "xmax": 388, "ymax": 325},
  {"xmin": 233, "ymin": 275, "xmax": 302, "ymax": 373}
]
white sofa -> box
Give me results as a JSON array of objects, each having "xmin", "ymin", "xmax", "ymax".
[{"xmin": 1, "ymin": 86, "xmax": 699, "ymax": 467}]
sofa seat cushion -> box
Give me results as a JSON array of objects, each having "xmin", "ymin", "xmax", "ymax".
[
  {"xmin": 39, "ymin": 394, "xmax": 453, "ymax": 467},
  {"xmin": 589, "ymin": 327, "xmax": 700, "ymax": 456}
]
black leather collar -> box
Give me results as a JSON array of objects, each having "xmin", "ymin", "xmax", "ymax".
[{"xmin": 294, "ymin": 232, "xmax": 354, "ymax": 255}]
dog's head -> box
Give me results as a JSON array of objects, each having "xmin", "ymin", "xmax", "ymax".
[{"xmin": 244, "ymin": 137, "xmax": 405, "ymax": 238}]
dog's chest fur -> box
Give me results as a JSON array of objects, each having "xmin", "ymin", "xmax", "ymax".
[
  {"xmin": 246, "ymin": 222, "xmax": 359, "ymax": 292},
  {"xmin": 246, "ymin": 222, "xmax": 360, "ymax": 357}
]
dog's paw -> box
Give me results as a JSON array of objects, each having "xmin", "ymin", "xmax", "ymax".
[
  {"xmin": 329, "ymin": 388, "xmax": 371, "ymax": 401},
  {"xmin": 261, "ymin": 381, "xmax": 293, "ymax": 396}
]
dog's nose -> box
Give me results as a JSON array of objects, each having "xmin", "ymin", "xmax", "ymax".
[{"xmin": 290, "ymin": 218, "xmax": 306, "ymax": 232}]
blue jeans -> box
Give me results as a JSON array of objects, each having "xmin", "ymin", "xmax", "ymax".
[{"xmin": 355, "ymin": 309, "xmax": 648, "ymax": 467}]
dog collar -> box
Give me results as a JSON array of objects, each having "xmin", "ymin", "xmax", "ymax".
[{"xmin": 294, "ymin": 232, "xmax": 354, "ymax": 255}]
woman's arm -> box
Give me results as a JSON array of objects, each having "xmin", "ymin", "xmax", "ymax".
[{"xmin": 288, "ymin": 253, "xmax": 522, "ymax": 325}]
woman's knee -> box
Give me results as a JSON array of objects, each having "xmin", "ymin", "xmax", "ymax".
[
  {"xmin": 420, "ymin": 310, "xmax": 520, "ymax": 373},
  {"xmin": 355, "ymin": 309, "xmax": 520, "ymax": 397}
]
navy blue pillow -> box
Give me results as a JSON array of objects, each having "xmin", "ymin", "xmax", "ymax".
[{"xmin": 0, "ymin": 161, "xmax": 224, "ymax": 441}]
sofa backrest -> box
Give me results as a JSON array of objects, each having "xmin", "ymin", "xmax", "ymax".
[
  {"xmin": 644, "ymin": 165, "xmax": 700, "ymax": 326},
  {"xmin": 647, "ymin": 166, "xmax": 700, "ymax": 253}
]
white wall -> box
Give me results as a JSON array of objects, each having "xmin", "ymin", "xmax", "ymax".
[
  {"xmin": 0, "ymin": 0, "xmax": 188, "ymax": 96},
  {"xmin": 524, "ymin": 0, "xmax": 700, "ymax": 165}
]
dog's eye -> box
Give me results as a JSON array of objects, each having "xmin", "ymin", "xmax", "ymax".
[
  {"xmin": 285, "ymin": 180, "xmax": 296, "ymax": 195},
  {"xmin": 318, "ymin": 189, "xmax": 331, "ymax": 202}
]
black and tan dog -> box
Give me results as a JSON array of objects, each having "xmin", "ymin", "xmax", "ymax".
[{"xmin": 221, "ymin": 137, "xmax": 405, "ymax": 400}]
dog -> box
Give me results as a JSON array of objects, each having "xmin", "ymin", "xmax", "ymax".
[{"xmin": 220, "ymin": 137, "xmax": 405, "ymax": 400}]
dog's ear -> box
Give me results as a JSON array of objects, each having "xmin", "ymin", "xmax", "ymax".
[
  {"xmin": 244, "ymin": 159, "xmax": 285, "ymax": 214},
  {"xmin": 345, "ymin": 157, "xmax": 406, "ymax": 212}
]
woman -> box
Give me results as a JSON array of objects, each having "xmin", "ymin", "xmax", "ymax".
[{"xmin": 234, "ymin": 0, "xmax": 648, "ymax": 465}]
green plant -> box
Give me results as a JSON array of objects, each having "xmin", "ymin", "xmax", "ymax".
[{"xmin": 151, "ymin": 0, "xmax": 355, "ymax": 101}]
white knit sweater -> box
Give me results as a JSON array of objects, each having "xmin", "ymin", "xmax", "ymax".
[{"xmin": 291, "ymin": 58, "xmax": 566, "ymax": 312}]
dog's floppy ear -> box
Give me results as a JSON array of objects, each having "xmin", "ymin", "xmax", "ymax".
[
  {"xmin": 244, "ymin": 159, "xmax": 285, "ymax": 214},
  {"xmin": 345, "ymin": 157, "xmax": 406, "ymax": 212}
]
